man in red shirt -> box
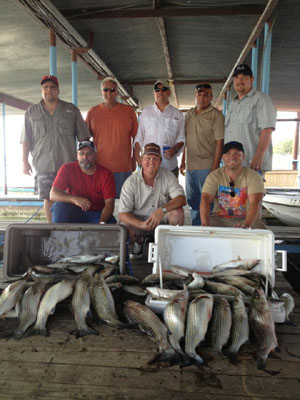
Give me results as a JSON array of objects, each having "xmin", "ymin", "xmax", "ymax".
[
  {"xmin": 50, "ymin": 140, "xmax": 116, "ymax": 223},
  {"xmin": 86, "ymin": 77, "xmax": 138, "ymax": 198}
]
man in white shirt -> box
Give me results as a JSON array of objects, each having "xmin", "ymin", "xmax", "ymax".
[{"xmin": 134, "ymin": 80, "xmax": 185, "ymax": 177}]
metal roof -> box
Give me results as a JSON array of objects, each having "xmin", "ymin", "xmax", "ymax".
[{"xmin": 1, "ymin": 0, "xmax": 299, "ymax": 115}]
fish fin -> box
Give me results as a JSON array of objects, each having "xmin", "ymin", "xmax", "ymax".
[
  {"xmin": 148, "ymin": 349, "xmax": 181, "ymax": 366},
  {"xmin": 182, "ymin": 354, "xmax": 205, "ymax": 368}
]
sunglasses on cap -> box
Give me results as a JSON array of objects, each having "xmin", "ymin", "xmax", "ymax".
[
  {"xmin": 154, "ymin": 87, "xmax": 169, "ymax": 92},
  {"xmin": 102, "ymin": 87, "xmax": 116, "ymax": 92},
  {"xmin": 195, "ymin": 84, "xmax": 212, "ymax": 91},
  {"xmin": 229, "ymin": 181, "xmax": 235, "ymax": 197}
]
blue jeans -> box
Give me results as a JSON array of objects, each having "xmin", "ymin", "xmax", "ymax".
[
  {"xmin": 113, "ymin": 172, "xmax": 131, "ymax": 199},
  {"xmin": 185, "ymin": 169, "xmax": 211, "ymax": 226},
  {"xmin": 51, "ymin": 202, "xmax": 117, "ymax": 224}
]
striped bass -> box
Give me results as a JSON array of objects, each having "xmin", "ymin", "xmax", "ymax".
[
  {"xmin": 163, "ymin": 287, "xmax": 189, "ymax": 356},
  {"xmin": 0, "ymin": 280, "xmax": 28, "ymax": 317},
  {"xmin": 249, "ymin": 288, "xmax": 278, "ymax": 369},
  {"xmin": 33, "ymin": 279, "xmax": 76, "ymax": 336},
  {"xmin": 187, "ymin": 272, "xmax": 205, "ymax": 289},
  {"xmin": 90, "ymin": 275, "xmax": 124, "ymax": 326},
  {"xmin": 212, "ymin": 275, "xmax": 257, "ymax": 296},
  {"xmin": 205, "ymin": 280, "xmax": 244, "ymax": 296},
  {"xmin": 13, "ymin": 282, "xmax": 48, "ymax": 340},
  {"xmin": 123, "ymin": 300, "xmax": 182, "ymax": 365},
  {"xmin": 224, "ymin": 293, "xmax": 249, "ymax": 362},
  {"xmin": 212, "ymin": 258, "xmax": 260, "ymax": 273},
  {"xmin": 146, "ymin": 287, "xmax": 183, "ymax": 300},
  {"xmin": 209, "ymin": 296, "xmax": 232, "ymax": 354},
  {"xmin": 72, "ymin": 273, "xmax": 98, "ymax": 338},
  {"xmin": 185, "ymin": 294, "xmax": 213, "ymax": 366}
]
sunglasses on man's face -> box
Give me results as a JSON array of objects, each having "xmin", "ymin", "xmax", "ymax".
[
  {"xmin": 154, "ymin": 87, "xmax": 168, "ymax": 92},
  {"xmin": 229, "ymin": 181, "xmax": 235, "ymax": 197},
  {"xmin": 102, "ymin": 87, "xmax": 116, "ymax": 93}
]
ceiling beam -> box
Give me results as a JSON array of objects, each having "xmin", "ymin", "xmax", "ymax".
[
  {"xmin": 62, "ymin": 5, "xmax": 265, "ymax": 20},
  {"xmin": 121, "ymin": 78, "xmax": 227, "ymax": 86},
  {"xmin": 0, "ymin": 92, "xmax": 32, "ymax": 111},
  {"xmin": 215, "ymin": 0, "xmax": 279, "ymax": 108},
  {"xmin": 155, "ymin": 16, "xmax": 179, "ymax": 108},
  {"xmin": 18, "ymin": 0, "xmax": 139, "ymax": 109}
]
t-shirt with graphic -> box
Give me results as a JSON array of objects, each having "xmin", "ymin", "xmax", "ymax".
[{"xmin": 202, "ymin": 167, "xmax": 264, "ymax": 218}]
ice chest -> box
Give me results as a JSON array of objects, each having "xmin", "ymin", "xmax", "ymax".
[
  {"xmin": 3, "ymin": 223, "xmax": 127, "ymax": 279},
  {"xmin": 146, "ymin": 226, "xmax": 286, "ymax": 323}
]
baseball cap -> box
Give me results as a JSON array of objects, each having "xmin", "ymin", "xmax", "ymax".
[
  {"xmin": 40, "ymin": 75, "xmax": 59, "ymax": 86},
  {"xmin": 141, "ymin": 143, "xmax": 161, "ymax": 157},
  {"xmin": 195, "ymin": 83, "xmax": 212, "ymax": 92},
  {"xmin": 232, "ymin": 64, "xmax": 253, "ymax": 78},
  {"xmin": 77, "ymin": 140, "xmax": 96, "ymax": 152},
  {"xmin": 154, "ymin": 79, "xmax": 170, "ymax": 90},
  {"xmin": 223, "ymin": 141, "xmax": 244, "ymax": 154}
]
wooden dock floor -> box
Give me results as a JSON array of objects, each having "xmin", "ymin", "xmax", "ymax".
[{"xmin": 0, "ymin": 261, "xmax": 299, "ymax": 399}]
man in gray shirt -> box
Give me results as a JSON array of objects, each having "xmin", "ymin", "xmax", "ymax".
[
  {"xmin": 225, "ymin": 64, "xmax": 277, "ymax": 172},
  {"xmin": 21, "ymin": 75, "xmax": 90, "ymax": 222},
  {"xmin": 119, "ymin": 143, "xmax": 186, "ymax": 259}
]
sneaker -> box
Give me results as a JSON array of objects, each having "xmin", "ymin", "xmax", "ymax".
[{"xmin": 129, "ymin": 240, "xmax": 144, "ymax": 260}]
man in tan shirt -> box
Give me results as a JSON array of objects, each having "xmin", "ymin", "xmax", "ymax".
[
  {"xmin": 180, "ymin": 84, "xmax": 224, "ymax": 225},
  {"xmin": 200, "ymin": 141, "xmax": 265, "ymax": 229}
]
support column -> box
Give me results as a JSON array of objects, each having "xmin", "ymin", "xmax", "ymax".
[
  {"xmin": 222, "ymin": 91, "xmax": 227, "ymax": 116},
  {"xmin": 49, "ymin": 30, "xmax": 57, "ymax": 76},
  {"xmin": 1, "ymin": 103, "xmax": 7, "ymax": 195},
  {"xmin": 72, "ymin": 50, "xmax": 78, "ymax": 106},
  {"xmin": 292, "ymin": 112, "xmax": 300, "ymax": 171},
  {"xmin": 251, "ymin": 38, "xmax": 259, "ymax": 89},
  {"xmin": 261, "ymin": 21, "xmax": 272, "ymax": 95}
]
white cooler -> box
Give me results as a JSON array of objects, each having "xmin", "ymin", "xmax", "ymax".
[{"xmin": 146, "ymin": 226, "xmax": 287, "ymax": 323}]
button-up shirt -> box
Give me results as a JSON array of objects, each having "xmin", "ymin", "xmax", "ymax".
[
  {"xmin": 225, "ymin": 88, "xmax": 277, "ymax": 171},
  {"xmin": 21, "ymin": 100, "xmax": 90, "ymax": 174},
  {"xmin": 134, "ymin": 103, "xmax": 185, "ymax": 170}
]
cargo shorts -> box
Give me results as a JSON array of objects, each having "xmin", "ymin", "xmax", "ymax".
[{"xmin": 34, "ymin": 172, "xmax": 57, "ymax": 200}]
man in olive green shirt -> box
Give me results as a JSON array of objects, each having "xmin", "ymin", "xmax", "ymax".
[{"xmin": 180, "ymin": 84, "xmax": 224, "ymax": 225}]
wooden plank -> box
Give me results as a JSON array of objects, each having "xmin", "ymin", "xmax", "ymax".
[
  {"xmin": 0, "ymin": 361, "xmax": 299, "ymax": 398},
  {"xmin": 0, "ymin": 379, "xmax": 259, "ymax": 400}
]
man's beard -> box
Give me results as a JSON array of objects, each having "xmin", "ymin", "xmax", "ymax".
[{"xmin": 80, "ymin": 160, "xmax": 92, "ymax": 170}]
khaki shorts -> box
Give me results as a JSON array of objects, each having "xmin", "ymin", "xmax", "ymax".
[
  {"xmin": 34, "ymin": 173, "xmax": 57, "ymax": 200},
  {"xmin": 133, "ymin": 214, "xmax": 169, "ymax": 237}
]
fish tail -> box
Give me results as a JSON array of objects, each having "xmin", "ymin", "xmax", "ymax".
[
  {"xmin": 184, "ymin": 353, "xmax": 205, "ymax": 367},
  {"xmin": 148, "ymin": 349, "xmax": 181, "ymax": 365},
  {"xmin": 223, "ymin": 349, "xmax": 238, "ymax": 364},
  {"xmin": 13, "ymin": 330, "xmax": 25, "ymax": 341},
  {"xmin": 256, "ymin": 356, "xmax": 267, "ymax": 370},
  {"xmin": 73, "ymin": 327, "xmax": 99, "ymax": 338},
  {"xmin": 33, "ymin": 327, "xmax": 49, "ymax": 337}
]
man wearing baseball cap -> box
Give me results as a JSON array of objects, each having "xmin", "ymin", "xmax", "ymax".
[
  {"xmin": 180, "ymin": 83, "xmax": 224, "ymax": 225},
  {"xmin": 134, "ymin": 79, "xmax": 185, "ymax": 177},
  {"xmin": 50, "ymin": 140, "xmax": 116, "ymax": 223},
  {"xmin": 200, "ymin": 141, "xmax": 265, "ymax": 229},
  {"xmin": 119, "ymin": 142, "xmax": 186, "ymax": 259},
  {"xmin": 225, "ymin": 63, "xmax": 277, "ymax": 173},
  {"xmin": 21, "ymin": 75, "xmax": 91, "ymax": 222}
]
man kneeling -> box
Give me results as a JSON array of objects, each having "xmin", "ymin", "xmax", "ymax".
[
  {"xmin": 119, "ymin": 143, "xmax": 186, "ymax": 259},
  {"xmin": 50, "ymin": 140, "xmax": 116, "ymax": 224}
]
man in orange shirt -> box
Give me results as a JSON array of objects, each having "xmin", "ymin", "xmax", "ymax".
[{"xmin": 86, "ymin": 77, "xmax": 138, "ymax": 197}]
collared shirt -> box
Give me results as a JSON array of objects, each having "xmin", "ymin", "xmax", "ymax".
[
  {"xmin": 86, "ymin": 102, "xmax": 138, "ymax": 172},
  {"xmin": 134, "ymin": 103, "xmax": 185, "ymax": 170},
  {"xmin": 185, "ymin": 104, "xmax": 224, "ymax": 170},
  {"xmin": 119, "ymin": 167, "xmax": 185, "ymax": 216},
  {"xmin": 203, "ymin": 167, "xmax": 264, "ymax": 218},
  {"xmin": 225, "ymin": 88, "xmax": 277, "ymax": 171},
  {"xmin": 21, "ymin": 99, "xmax": 90, "ymax": 174}
]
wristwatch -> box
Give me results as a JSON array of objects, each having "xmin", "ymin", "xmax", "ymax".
[{"xmin": 162, "ymin": 207, "xmax": 168, "ymax": 213}]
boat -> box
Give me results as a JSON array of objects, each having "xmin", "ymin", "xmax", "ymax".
[{"xmin": 263, "ymin": 188, "xmax": 300, "ymax": 226}]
